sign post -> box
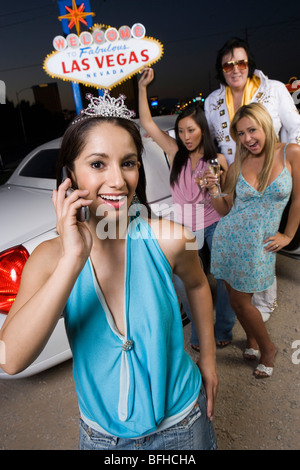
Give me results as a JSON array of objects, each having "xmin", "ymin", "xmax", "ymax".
[{"xmin": 57, "ymin": 0, "xmax": 95, "ymax": 113}]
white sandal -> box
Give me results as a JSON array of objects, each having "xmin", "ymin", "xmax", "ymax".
[
  {"xmin": 254, "ymin": 363, "xmax": 274, "ymax": 378},
  {"xmin": 243, "ymin": 348, "xmax": 259, "ymax": 360}
]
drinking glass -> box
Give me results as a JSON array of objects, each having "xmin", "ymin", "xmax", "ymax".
[{"xmin": 208, "ymin": 159, "xmax": 227, "ymax": 197}]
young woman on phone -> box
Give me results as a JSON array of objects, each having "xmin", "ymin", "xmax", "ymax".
[{"xmin": 0, "ymin": 92, "xmax": 218, "ymax": 449}]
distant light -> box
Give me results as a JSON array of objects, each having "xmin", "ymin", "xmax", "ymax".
[{"xmin": 150, "ymin": 100, "xmax": 158, "ymax": 107}]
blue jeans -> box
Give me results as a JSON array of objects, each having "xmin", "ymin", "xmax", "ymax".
[
  {"xmin": 175, "ymin": 221, "xmax": 235, "ymax": 345},
  {"xmin": 78, "ymin": 385, "xmax": 217, "ymax": 450}
]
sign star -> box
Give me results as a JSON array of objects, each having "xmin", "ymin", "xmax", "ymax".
[{"xmin": 58, "ymin": 0, "xmax": 95, "ymax": 35}]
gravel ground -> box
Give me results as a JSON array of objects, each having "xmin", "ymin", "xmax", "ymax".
[{"xmin": 0, "ymin": 254, "xmax": 299, "ymax": 450}]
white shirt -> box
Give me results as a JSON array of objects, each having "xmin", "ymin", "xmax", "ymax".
[{"xmin": 204, "ymin": 69, "xmax": 300, "ymax": 165}]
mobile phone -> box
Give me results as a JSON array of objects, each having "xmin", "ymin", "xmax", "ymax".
[{"xmin": 62, "ymin": 166, "xmax": 90, "ymax": 222}]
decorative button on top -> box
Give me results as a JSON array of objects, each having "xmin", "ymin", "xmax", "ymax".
[{"xmin": 122, "ymin": 339, "xmax": 134, "ymax": 351}]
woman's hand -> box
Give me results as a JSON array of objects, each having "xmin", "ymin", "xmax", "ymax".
[
  {"xmin": 138, "ymin": 67, "xmax": 154, "ymax": 89},
  {"xmin": 197, "ymin": 359, "xmax": 219, "ymax": 421},
  {"xmin": 263, "ymin": 232, "xmax": 292, "ymax": 252},
  {"xmin": 52, "ymin": 178, "xmax": 93, "ymax": 264},
  {"xmin": 203, "ymin": 169, "xmax": 220, "ymax": 195}
]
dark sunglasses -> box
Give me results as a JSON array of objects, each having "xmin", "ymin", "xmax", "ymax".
[{"xmin": 222, "ymin": 59, "xmax": 248, "ymax": 73}]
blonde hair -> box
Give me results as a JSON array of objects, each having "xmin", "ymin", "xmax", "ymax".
[{"xmin": 227, "ymin": 102, "xmax": 278, "ymax": 199}]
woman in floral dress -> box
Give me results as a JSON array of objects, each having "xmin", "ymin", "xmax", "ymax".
[{"xmin": 208, "ymin": 103, "xmax": 300, "ymax": 378}]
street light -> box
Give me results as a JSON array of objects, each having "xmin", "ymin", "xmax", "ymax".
[{"xmin": 16, "ymin": 86, "xmax": 34, "ymax": 145}]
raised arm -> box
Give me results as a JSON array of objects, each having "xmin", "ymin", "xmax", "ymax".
[
  {"xmin": 0, "ymin": 179, "xmax": 93, "ymax": 375},
  {"xmin": 138, "ymin": 68, "xmax": 179, "ymax": 164}
]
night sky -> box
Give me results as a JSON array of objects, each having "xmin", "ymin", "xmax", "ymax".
[{"xmin": 1, "ymin": 0, "xmax": 300, "ymax": 110}]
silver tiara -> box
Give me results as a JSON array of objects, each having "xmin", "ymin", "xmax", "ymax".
[{"xmin": 72, "ymin": 90, "xmax": 136, "ymax": 124}]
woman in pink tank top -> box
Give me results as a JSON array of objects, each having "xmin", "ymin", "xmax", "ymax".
[{"xmin": 138, "ymin": 68, "xmax": 235, "ymax": 349}]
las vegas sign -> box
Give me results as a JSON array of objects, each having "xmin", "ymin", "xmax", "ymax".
[{"xmin": 44, "ymin": 23, "xmax": 164, "ymax": 89}]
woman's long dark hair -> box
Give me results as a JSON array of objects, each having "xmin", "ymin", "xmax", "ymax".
[
  {"xmin": 170, "ymin": 105, "xmax": 218, "ymax": 187},
  {"xmin": 57, "ymin": 115, "xmax": 152, "ymax": 216}
]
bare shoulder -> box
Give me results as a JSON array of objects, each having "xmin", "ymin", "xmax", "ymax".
[
  {"xmin": 226, "ymin": 162, "xmax": 235, "ymax": 174},
  {"xmin": 23, "ymin": 236, "xmax": 62, "ymax": 278},
  {"xmin": 8, "ymin": 236, "xmax": 63, "ymax": 314},
  {"xmin": 217, "ymin": 153, "xmax": 228, "ymax": 169},
  {"xmin": 285, "ymin": 143, "xmax": 300, "ymax": 161},
  {"xmin": 148, "ymin": 218, "xmax": 197, "ymax": 267},
  {"xmin": 280, "ymin": 143, "xmax": 300, "ymax": 175},
  {"xmin": 149, "ymin": 217, "xmax": 193, "ymax": 244}
]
